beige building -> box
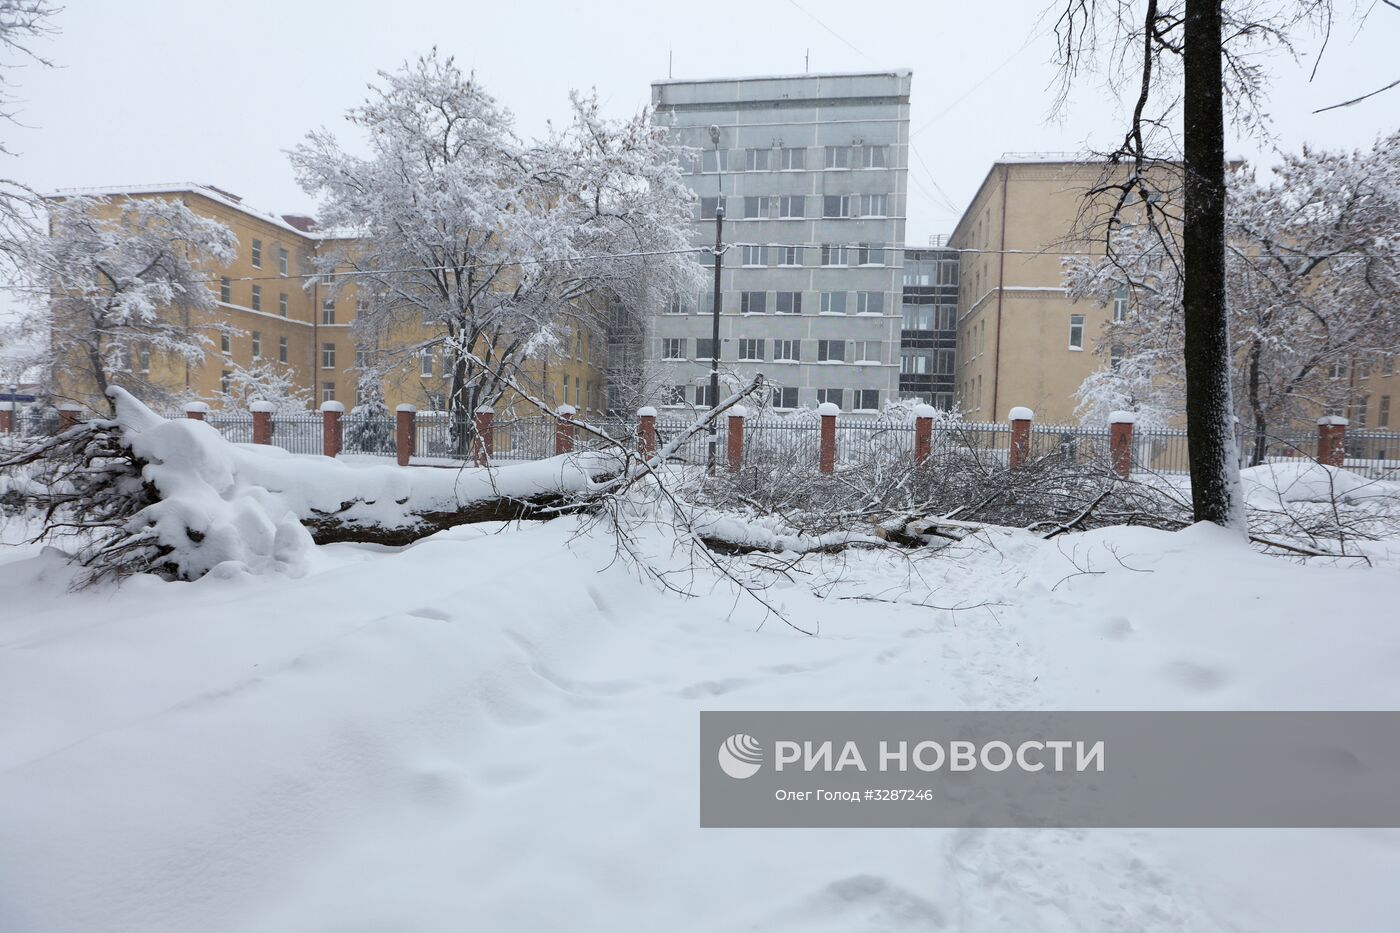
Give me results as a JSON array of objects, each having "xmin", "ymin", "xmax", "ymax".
[
  {"xmin": 948, "ymin": 158, "xmax": 1177, "ymax": 425},
  {"xmin": 47, "ymin": 185, "xmax": 606, "ymax": 418}
]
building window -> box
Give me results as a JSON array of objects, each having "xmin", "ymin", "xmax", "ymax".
[
  {"xmin": 778, "ymin": 195, "xmax": 805, "ymax": 219},
  {"xmin": 936, "ymin": 349, "xmax": 955, "ymax": 374},
  {"xmin": 699, "ymin": 196, "xmax": 726, "ymax": 220},
  {"xmin": 820, "ymin": 291, "xmax": 848, "ymax": 314},
  {"xmin": 1380, "ymin": 395, "xmax": 1391, "ymax": 428},
  {"xmin": 780, "ymin": 147, "xmax": 805, "ymax": 170},
  {"xmin": 250, "ymin": 238, "xmax": 262, "ymax": 268},
  {"xmin": 860, "ymin": 145, "xmax": 890, "ymax": 169},
  {"xmin": 775, "ymin": 386, "xmax": 799, "ymax": 408},
  {"xmin": 321, "ymin": 342, "xmax": 336, "ymax": 368},
  {"xmin": 902, "ymin": 303, "xmax": 933, "ymax": 330},
  {"xmin": 250, "ymin": 284, "xmax": 262, "ymax": 312},
  {"xmin": 855, "ymin": 243, "xmax": 886, "ymax": 266},
  {"xmin": 853, "ymin": 341, "xmax": 881, "ymax": 364},
  {"xmin": 857, "ymin": 291, "xmax": 884, "ymax": 315},
  {"xmin": 1354, "ymin": 396, "xmax": 1369, "ymax": 427},
  {"xmin": 1383, "ymin": 354, "xmax": 1395, "ymax": 377},
  {"xmin": 901, "ymin": 352, "xmax": 930, "ymax": 374},
  {"xmin": 818, "ymin": 340, "xmax": 846, "ymax": 363},
  {"xmin": 854, "ymin": 389, "xmax": 880, "ymax": 410},
  {"xmin": 696, "ymin": 338, "xmax": 717, "ymax": 361},
  {"xmin": 742, "ymin": 196, "xmax": 769, "ymax": 219},
  {"xmin": 137, "ymin": 344, "xmax": 151, "ymax": 374},
  {"xmin": 1068, "ymin": 314, "xmax": 1085, "ymax": 350},
  {"xmin": 816, "ymin": 388, "xmax": 844, "ymax": 408},
  {"xmin": 824, "ymin": 145, "xmax": 851, "ymax": 169},
  {"xmin": 741, "ymin": 244, "xmax": 767, "ymax": 267},
  {"xmin": 1112, "ymin": 287, "xmax": 1128, "ymax": 323},
  {"xmin": 774, "ymin": 339, "xmax": 800, "ymax": 362},
  {"xmin": 775, "ymin": 291, "xmax": 802, "ymax": 315},
  {"xmin": 666, "ymin": 295, "xmax": 689, "ymax": 314},
  {"xmin": 279, "ymin": 293, "xmax": 288, "ymax": 317},
  {"xmin": 745, "ymin": 148, "xmax": 770, "ymax": 171},
  {"xmin": 278, "ymin": 336, "xmax": 288, "ymax": 363},
  {"xmin": 738, "ymin": 338, "xmax": 764, "ymax": 361},
  {"xmin": 322, "ymin": 299, "xmax": 336, "ymax": 325},
  {"xmin": 322, "ymin": 381, "xmax": 336, "ymax": 403},
  {"xmin": 278, "ymin": 247, "xmax": 288, "ymax": 276},
  {"xmin": 776, "ymin": 246, "xmax": 802, "ymax": 266},
  {"xmin": 823, "ymin": 195, "xmax": 854, "ymax": 218},
  {"xmin": 661, "ymin": 385, "xmax": 686, "ymax": 406},
  {"xmin": 251, "ymin": 331, "xmax": 261, "ymax": 358},
  {"xmin": 937, "ymin": 306, "xmax": 956, "ymax": 330},
  {"xmin": 220, "ymin": 332, "xmax": 231, "ymax": 354},
  {"xmin": 420, "ymin": 350, "xmax": 433, "ymax": 377},
  {"xmin": 700, "ymin": 149, "xmax": 728, "ymax": 173},
  {"xmin": 220, "ymin": 370, "xmax": 231, "ymax": 394},
  {"xmin": 695, "ymin": 384, "xmax": 717, "ymax": 408},
  {"xmin": 356, "ymin": 296, "xmax": 369, "ymax": 317},
  {"xmin": 662, "ymin": 337, "xmax": 686, "ymax": 360},
  {"xmin": 219, "ymin": 277, "xmax": 231, "ymax": 303},
  {"xmin": 740, "ymin": 291, "xmax": 768, "ymax": 314},
  {"xmin": 859, "ymin": 193, "xmax": 888, "ymax": 217},
  {"xmin": 820, "ymin": 245, "xmax": 849, "ymax": 267},
  {"xmin": 354, "ymin": 347, "xmax": 369, "ymax": 369}
]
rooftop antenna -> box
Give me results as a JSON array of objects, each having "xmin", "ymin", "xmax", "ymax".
[
  {"xmin": 805, "ymin": 48, "xmax": 810, "ymax": 73},
  {"xmin": 668, "ymin": 47, "xmax": 673, "ymax": 79}
]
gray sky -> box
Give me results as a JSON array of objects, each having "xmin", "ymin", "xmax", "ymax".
[{"xmin": 6, "ymin": 0, "xmax": 1397, "ymax": 243}]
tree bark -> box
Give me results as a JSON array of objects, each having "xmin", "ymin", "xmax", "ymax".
[{"xmin": 1181, "ymin": 0, "xmax": 1245, "ymax": 529}]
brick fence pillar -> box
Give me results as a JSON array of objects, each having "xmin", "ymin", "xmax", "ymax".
[
  {"xmin": 727, "ymin": 405, "xmax": 747, "ymax": 472},
  {"xmin": 1109, "ymin": 410, "xmax": 1136, "ymax": 479},
  {"xmin": 555, "ymin": 404, "xmax": 576, "ymax": 455},
  {"xmin": 320, "ymin": 400, "xmax": 344, "ymax": 458},
  {"xmin": 1317, "ymin": 415, "xmax": 1348, "ymax": 468},
  {"xmin": 913, "ymin": 403, "xmax": 935, "ymax": 465},
  {"xmin": 251, "ymin": 401, "xmax": 275, "ymax": 445},
  {"xmin": 1008, "ymin": 406, "xmax": 1034, "ymax": 470},
  {"xmin": 58, "ymin": 403, "xmax": 83, "ymax": 432},
  {"xmin": 396, "ymin": 404, "xmax": 417, "ymax": 467},
  {"xmin": 818, "ymin": 402, "xmax": 838, "ymax": 474},
  {"xmin": 637, "ymin": 406, "xmax": 657, "ymax": 458},
  {"xmin": 0, "ymin": 401, "xmax": 14, "ymax": 433},
  {"xmin": 474, "ymin": 405, "xmax": 494, "ymax": 467},
  {"xmin": 183, "ymin": 401, "xmax": 209, "ymax": 421}
]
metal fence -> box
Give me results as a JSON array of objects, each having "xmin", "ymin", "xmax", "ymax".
[{"xmin": 5, "ymin": 405, "xmax": 1399, "ymax": 481}]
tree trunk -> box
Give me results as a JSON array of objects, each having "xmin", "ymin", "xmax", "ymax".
[
  {"xmin": 1181, "ymin": 0, "xmax": 1245, "ymax": 530},
  {"xmin": 1246, "ymin": 340, "xmax": 1268, "ymax": 466}
]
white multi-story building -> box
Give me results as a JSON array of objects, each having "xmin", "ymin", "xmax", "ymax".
[{"xmin": 649, "ymin": 71, "xmax": 911, "ymax": 414}]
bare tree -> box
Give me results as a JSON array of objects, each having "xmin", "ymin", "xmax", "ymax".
[
  {"xmin": 0, "ymin": 0, "xmax": 58, "ymax": 265},
  {"xmin": 1048, "ymin": 0, "xmax": 1337, "ymax": 531}
]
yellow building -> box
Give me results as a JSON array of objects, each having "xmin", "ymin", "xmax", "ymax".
[
  {"xmin": 48, "ymin": 184, "xmax": 606, "ymax": 418},
  {"xmin": 948, "ymin": 158, "xmax": 1178, "ymax": 425}
]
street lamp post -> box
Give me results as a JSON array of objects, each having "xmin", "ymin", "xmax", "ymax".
[{"xmin": 706, "ymin": 124, "xmax": 724, "ymax": 473}]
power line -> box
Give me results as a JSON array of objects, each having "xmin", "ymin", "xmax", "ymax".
[{"xmin": 785, "ymin": 0, "xmax": 872, "ymax": 63}]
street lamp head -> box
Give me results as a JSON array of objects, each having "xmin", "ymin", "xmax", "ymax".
[{"xmin": 708, "ymin": 124, "xmax": 721, "ymax": 146}]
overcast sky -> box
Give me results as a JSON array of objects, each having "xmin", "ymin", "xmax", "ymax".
[{"xmin": 6, "ymin": 0, "xmax": 1397, "ymax": 244}]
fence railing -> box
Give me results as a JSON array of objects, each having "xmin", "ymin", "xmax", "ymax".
[{"xmin": 4, "ymin": 402, "xmax": 1398, "ymax": 482}]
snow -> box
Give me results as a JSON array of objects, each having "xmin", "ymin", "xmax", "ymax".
[
  {"xmin": 636, "ymin": 405, "xmax": 658, "ymax": 418},
  {"xmin": 1009, "ymin": 406, "xmax": 1034, "ymax": 421},
  {"xmin": 1318, "ymin": 415, "xmax": 1349, "ymax": 426},
  {"xmin": 183, "ymin": 401, "xmax": 209, "ymax": 415},
  {"xmin": 105, "ymin": 388, "xmax": 618, "ymax": 580},
  {"xmin": 1109, "ymin": 409, "xmax": 1137, "ymax": 424},
  {"xmin": 2, "ymin": 511, "xmax": 1398, "ymax": 931},
  {"xmin": 912, "ymin": 403, "xmax": 937, "ymax": 419},
  {"xmin": 728, "ymin": 404, "xmax": 747, "ymax": 419},
  {"xmin": 817, "ymin": 402, "xmax": 839, "ymax": 416},
  {"xmin": 318, "ymin": 400, "xmax": 345, "ymax": 414},
  {"xmin": 1241, "ymin": 460, "xmax": 1400, "ymax": 507}
]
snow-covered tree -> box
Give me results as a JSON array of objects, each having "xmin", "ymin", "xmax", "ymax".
[
  {"xmin": 289, "ymin": 51, "xmax": 699, "ymax": 433},
  {"xmin": 1065, "ymin": 135, "xmax": 1400, "ymax": 462},
  {"xmin": 23, "ymin": 195, "xmax": 237, "ymax": 413},
  {"xmin": 347, "ymin": 372, "xmax": 393, "ymax": 454},
  {"xmin": 0, "ymin": 1, "xmax": 59, "ymax": 266},
  {"xmin": 215, "ymin": 360, "xmax": 311, "ymax": 416}
]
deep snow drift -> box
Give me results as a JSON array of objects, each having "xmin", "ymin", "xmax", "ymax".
[{"xmin": 2, "ymin": 512, "xmax": 1399, "ymax": 931}]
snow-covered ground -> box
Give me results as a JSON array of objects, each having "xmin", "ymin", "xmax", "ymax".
[{"xmin": 2, "ymin": 510, "xmax": 1399, "ymax": 931}]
